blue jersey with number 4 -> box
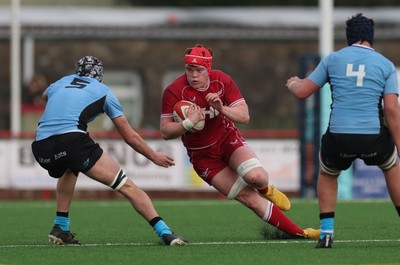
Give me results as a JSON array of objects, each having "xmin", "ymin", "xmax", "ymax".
[
  {"xmin": 308, "ymin": 44, "xmax": 398, "ymax": 134},
  {"xmin": 36, "ymin": 74, "xmax": 124, "ymax": 141}
]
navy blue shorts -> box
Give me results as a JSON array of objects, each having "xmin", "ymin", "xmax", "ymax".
[
  {"xmin": 320, "ymin": 127, "xmax": 395, "ymax": 171},
  {"xmin": 31, "ymin": 132, "xmax": 103, "ymax": 178}
]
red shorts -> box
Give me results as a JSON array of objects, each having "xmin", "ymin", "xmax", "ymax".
[{"xmin": 187, "ymin": 128, "xmax": 246, "ymax": 184}]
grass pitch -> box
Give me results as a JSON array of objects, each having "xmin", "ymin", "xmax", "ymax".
[{"xmin": 0, "ymin": 199, "xmax": 399, "ymax": 265}]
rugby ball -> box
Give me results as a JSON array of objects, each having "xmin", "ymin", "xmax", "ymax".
[{"xmin": 173, "ymin": 100, "xmax": 205, "ymax": 133}]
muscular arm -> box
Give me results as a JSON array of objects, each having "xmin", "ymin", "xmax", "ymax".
[
  {"xmin": 218, "ymin": 102, "xmax": 250, "ymax": 124},
  {"xmin": 113, "ymin": 116, "xmax": 174, "ymax": 167},
  {"xmin": 286, "ymin": 76, "xmax": 321, "ymax": 99},
  {"xmin": 160, "ymin": 116, "xmax": 186, "ymax": 140},
  {"xmin": 160, "ymin": 104, "xmax": 204, "ymax": 140},
  {"xmin": 383, "ymin": 94, "xmax": 400, "ymax": 153}
]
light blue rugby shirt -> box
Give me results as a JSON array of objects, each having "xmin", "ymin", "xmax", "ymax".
[
  {"xmin": 35, "ymin": 74, "xmax": 124, "ymax": 141},
  {"xmin": 308, "ymin": 44, "xmax": 398, "ymax": 134}
]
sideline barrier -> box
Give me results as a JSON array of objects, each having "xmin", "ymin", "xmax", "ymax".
[{"xmin": 0, "ymin": 138, "xmax": 300, "ymax": 193}]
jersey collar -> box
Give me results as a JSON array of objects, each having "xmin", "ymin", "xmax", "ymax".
[{"xmin": 351, "ymin": 44, "xmax": 374, "ymax": 51}]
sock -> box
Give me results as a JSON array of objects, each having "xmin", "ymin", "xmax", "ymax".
[
  {"xmin": 55, "ymin": 212, "xmax": 70, "ymax": 232},
  {"xmin": 258, "ymin": 186, "xmax": 269, "ymax": 196},
  {"xmin": 149, "ymin": 217, "xmax": 172, "ymax": 237},
  {"xmin": 262, "ymin": 201, "xmax": 303, "ymax": 236},
  {"xmin": 319, "ymin": 212, "xmax": 335, "ymax": 239},
  {"xmin": 396, "ymin": 206, "xmax": 400, "ymax": 216}
]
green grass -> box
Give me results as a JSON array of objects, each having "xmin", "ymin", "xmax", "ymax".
[{"xmin": 0, "ymin": 199, "xmax": 399, "ymax": 265}]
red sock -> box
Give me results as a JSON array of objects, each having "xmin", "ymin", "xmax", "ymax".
[
  {"xmin": 264, "ymin": 202, "xmax": 304, "ymax": 237},
  {"xmin": 258, "ymin": 186, "xmax": 269, "ymax": 195}
]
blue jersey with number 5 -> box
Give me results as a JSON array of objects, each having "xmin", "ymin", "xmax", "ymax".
[
  {"xmin": 36, "ymin": 74, "xmax": 124, "ymax": 140},
  {"xmin": 308, "ymin": 44, "xmax": 398, "ymax": 134}
]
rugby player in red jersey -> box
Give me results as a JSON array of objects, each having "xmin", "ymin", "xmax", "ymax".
[{"xmin": 160, "ymin": 44, "xmax": 319, "ymax": 239}]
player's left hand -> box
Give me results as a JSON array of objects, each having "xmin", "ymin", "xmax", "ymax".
[{"xmin": 205, "ymin": 93, "xmax": 223, "ymax": 111}]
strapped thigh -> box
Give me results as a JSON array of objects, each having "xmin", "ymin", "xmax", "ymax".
[
  {"xmin": 227, "ymin": 177, "xmax": 248, "ymax": 200},
  {"xmin": 378, "ymin": 148, "xmax": 398, "ymax": 170},
  {"xmin": 109, "ymin": 169, "xmax": 127, "ymax": 190},
  {"xmin": 319, "ymin": 152, "xmax": 341, "ymax": 176}
]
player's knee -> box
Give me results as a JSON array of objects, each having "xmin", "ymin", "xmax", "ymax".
[
  {"xmin": 244, "ymin": 169, "xmax": 267, "ymax": 187},
  {"xmin": 108, "ymin": 168, "xmax": 128, "ymax": 190}
]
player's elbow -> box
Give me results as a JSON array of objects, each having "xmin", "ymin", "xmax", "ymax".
[
  {"xmin": 160, "ymin": 132, "xmax": 171, "ymax": 140},
  {"xmin": 290, "ymin": 79, "xmax": 319, "ymax": 99},
  {"xmin": 294, "ymin": 92, "xmax": 311, "ymax": 99},
  {"xmin": 123, "ymin": 134, "xmax": 139, "ymax": 147},
  {"xmin": 233, "ymin": 113, "xmax": 250, "ymax": 124},
  {"xmin": 160, "ymin": 128, "xmax": 175, "ymax": 140},
  {"xmin": 233, "ymin": 104, "xmax": 250, "ymax": 124},
  {"xmin": 242, "ymin": 114, "xmax": 250, "ymax": 124},
  {"xmin": 385, "ymin": 107, "xmax": 400, "ymax": 126},
  {"xmin": 292, "ymin": 86, "xmax": 314, "ymax": 99}
]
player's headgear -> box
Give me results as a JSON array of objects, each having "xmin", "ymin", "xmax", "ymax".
[
  {"xmin": 75, "ymin": 56, "xmax": 104, "ymax": 82},
  {"xmin": 184, "ymin": 44, "xmax": 213, "ymax": 74},
  {"xmin": 346, "ymin": 13, "xmax": 374, "ymax": 46}
]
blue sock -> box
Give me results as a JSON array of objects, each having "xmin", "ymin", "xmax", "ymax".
[
  {"xmin": 153, "ymin": 220, "xmax": 172, "ymax": 238},
  {"xmin": 55, "ymin": 216, "xmax": 70, "ymax": 232},
  {"xmin": 320, "ymin": 217, "xmax": 334, "ymax": 239}
]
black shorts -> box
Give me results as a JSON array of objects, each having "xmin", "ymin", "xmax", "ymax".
[
  {"xmin": 320, "ymin": 127, "xmax": 395, "ymax": 171},
  {"xmin": 31, "ymin": 132, "xmax": 103, "ymax": 178}
]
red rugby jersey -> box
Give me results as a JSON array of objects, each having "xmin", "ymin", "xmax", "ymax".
[{"xmin": 161, "ymin": 70, "xmax": 245, "ymax": 150}]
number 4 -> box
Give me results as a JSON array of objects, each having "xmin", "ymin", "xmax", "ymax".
[{"xmin": 346, "ymin": 64, "xmax": 366, "ymax": 87}]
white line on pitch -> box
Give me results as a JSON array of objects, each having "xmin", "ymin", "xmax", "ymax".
[{"xmin": 0, "ymin": 238, "xmax": 398, "ymax": 248}]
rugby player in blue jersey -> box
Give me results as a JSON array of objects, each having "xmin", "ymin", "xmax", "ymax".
[
  {"xmin": 286, "ymin": 13, "xmax": 400, "ymax": 248},
  {"xmin": 31, "ymin": 56, "xmax": 188, "ymax": 246}
]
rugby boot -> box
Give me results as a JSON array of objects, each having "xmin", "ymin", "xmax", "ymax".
[
  {"xmin": 48, "ymin": 224, "xmax": 81, "ymax": 245},
  {"xmin": 302, "ymin": 228, "xmax": 320, "ymax": 239},
  {"xmin": 265, "ymin": 185, "xmax": 291, "ymax": 211},
  {"xmin": 316, "ymin": 234, "xmax": 333, "ymax": 248},
  {"xmin": 162, "ymin": 233, "xmax": 189, "ymax": 246}
]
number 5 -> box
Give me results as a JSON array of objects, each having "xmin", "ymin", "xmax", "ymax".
[{"xmin": 346, "ymin": 64, "xmax": 366, "ymax": 87}]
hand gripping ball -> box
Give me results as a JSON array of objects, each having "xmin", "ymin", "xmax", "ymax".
[{"xmin": 173, "ymin": 100, "xmax": 205, "ymax": 133}]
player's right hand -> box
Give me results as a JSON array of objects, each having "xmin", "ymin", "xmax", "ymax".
[{"xmin": 153, "ymin": 152, "xmax": 175, "ymax": 168}]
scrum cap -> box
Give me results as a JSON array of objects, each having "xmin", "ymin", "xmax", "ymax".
[
  {"xmin": 346, "ymin": 13, "xmax": 374, "ymax": 46},
  {"xmin": 75, "ymin": 56, "xmax": 104, "ymax": 82},
  {"xmin": 184, "ymin": 44, "xmax": 213, "ymax": 73}
]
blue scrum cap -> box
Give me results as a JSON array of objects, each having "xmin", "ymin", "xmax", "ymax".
[
  {"xmin": 346, "ymin": 13, "xmax": 374, "ymax": 46},
  {"xmin": 75, "ymin": 56, "xmax": 104, "ymax": 82}
]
